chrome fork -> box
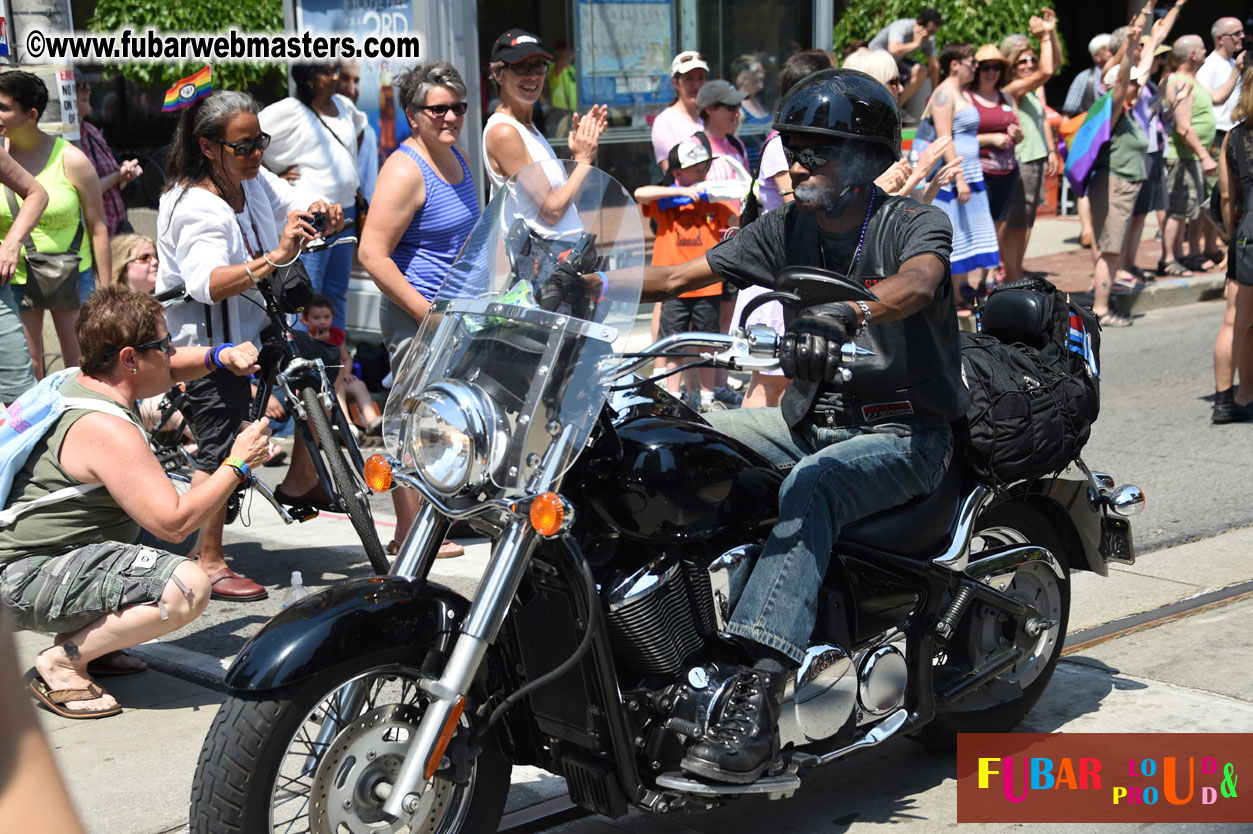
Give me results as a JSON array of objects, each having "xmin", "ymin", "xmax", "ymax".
[{"xmin": 382, "ymin": 518, "xmax": 540, "ymax": 820}]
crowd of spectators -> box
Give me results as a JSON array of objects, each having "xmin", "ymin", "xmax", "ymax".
[{"xmin": 3, "ymin": 2, "xmax": 1253, "ymax": 722}]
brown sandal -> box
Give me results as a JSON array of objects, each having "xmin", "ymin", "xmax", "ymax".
[
  {"xmin": 27, "ymin": 672, "xmax": 122, "ymax": 719},
  {"xmin": 387, "ymin": 539, "xmax": 464, "ymax": 558}
]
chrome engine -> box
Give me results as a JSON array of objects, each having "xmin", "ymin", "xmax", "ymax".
[{"xmin": 605, "ymin": 547, "xmax": 909, "ymax": 749}]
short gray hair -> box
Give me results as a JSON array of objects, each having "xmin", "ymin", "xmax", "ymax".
[
  {"xmin": 396, "ymin": 61, "xmax": 468, "ymax": 113},
  {"xmin": 1088, "ymin": 34, "xmax": 1111, "ymax": 58},
  {"xmin": 999, "ymin": 33, "xmax": 1030, "ymax": 57},
  {"xmin": 1108, "ymin": 26, "xmax": 1129, "ymax": 55}
]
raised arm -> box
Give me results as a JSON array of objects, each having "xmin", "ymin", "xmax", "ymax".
[{"xmin": 1004, "ymin": 10, "xmax": 1058, "ymax": 99}]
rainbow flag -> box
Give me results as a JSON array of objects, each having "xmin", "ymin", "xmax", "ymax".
[
  {"xmin": 1063, "ymin": 91, "xmax": 1113, "ymax": 198},
  {"xmin": 162, "ymin": 66, "xmax": 211, "ymax": 113}
]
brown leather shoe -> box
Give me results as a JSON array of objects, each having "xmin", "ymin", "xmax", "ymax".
[{"xmin": 207, "ymin": 567, "xmax": 268, "ymax": 601}]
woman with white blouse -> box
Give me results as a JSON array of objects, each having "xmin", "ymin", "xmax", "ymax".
[{"xmin": 156, "ymin": 90, "xmax": 341, "ymax": 601}]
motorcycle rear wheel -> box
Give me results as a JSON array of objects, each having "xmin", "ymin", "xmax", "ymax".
[
  {"xmin": 909, "ymin": 502, "xmax": 1071, "ymax": 750},
  {"xmin": 190, "ymin": 656, "xmax": 509, "ymax": 834}
]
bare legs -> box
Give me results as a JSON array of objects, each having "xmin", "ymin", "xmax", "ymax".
[
  {"xmin": 1091, "ymin": 251, "xmax": 1118, "ymax": 319},
  {"xmin": 18, "ymin": 308, "xmax": 81, "ymax": 378},
  {"xmin": 31, "ymin": 562, "xmax": 211, "ymax": 713},
  {"xmin": 1215, "ymin": 281, "xmax": 1253, "ymax": 407}
]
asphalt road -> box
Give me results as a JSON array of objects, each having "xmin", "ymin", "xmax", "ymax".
[{"xmin": 1078, "ymin": 299, "xmax": 1253, "ymax": 553}]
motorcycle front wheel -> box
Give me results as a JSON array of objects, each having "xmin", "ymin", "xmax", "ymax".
[
  {"xmin": 909, "ymin": 502, "xmax": 1071, "ymax": 750},
  {"xmin": 190, "ymin": 656, "xmax": 510, "ymax": 834}
]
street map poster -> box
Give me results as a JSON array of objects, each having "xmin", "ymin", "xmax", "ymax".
[{"xmin": 575, "ymin": 0, "xmax": 674, "ymax": 108}]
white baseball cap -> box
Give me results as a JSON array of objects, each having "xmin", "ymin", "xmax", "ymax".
[
  {"xmin": 672, "ymin": 137, "xmax": 714, "ymax": 169},
  {"xmin": 671, "ymin": 50, "xmax": 710, "ymax": 76}
]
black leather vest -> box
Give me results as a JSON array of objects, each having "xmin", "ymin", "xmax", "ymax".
[{"xmin": 779, "ymin": 195, "xmax": 971, "ymax": 431}]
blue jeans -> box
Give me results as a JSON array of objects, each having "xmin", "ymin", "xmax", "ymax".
[
  {"xmin": 704, "ymin": 407, "xmax": 953, "ymax": 665},
  {"xmin": 299, "ymin": 205, "xmax": 356, "ymax": 331},
  {"xmin": 0, "ymin": 283, "xmax": 35, "ymax": 402}
]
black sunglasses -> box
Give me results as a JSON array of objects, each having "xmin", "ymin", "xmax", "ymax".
[
  {"xmin": 781, "ymin": 141, "xmax": 844, "ymax": 171},
  {"xmin": 106, "ymin": 333, "xmax": 172, "ymax": 357},
  {"xmin": 216, "ymin": 133, "xmax": 272, "ymax": 157},
  {"xmin": 416, "ymin": 102, "xmax": 469, "ymax": 117}
]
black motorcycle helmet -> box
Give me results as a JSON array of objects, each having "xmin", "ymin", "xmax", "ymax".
[{"xmin": 773, "ymin": 68, "xmax": 902, "ymax": 163}]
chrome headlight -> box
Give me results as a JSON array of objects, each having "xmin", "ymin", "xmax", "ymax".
[{"xmin": 407, "ymin": 381, "xmax": 504, "ymax": 496}]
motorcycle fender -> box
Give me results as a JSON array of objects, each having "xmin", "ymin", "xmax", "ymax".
[{"xmin": 224, "ymin": 576, "xmax": 469, "ymax": 692}]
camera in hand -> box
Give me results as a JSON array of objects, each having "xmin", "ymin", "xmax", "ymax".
[{"xmin": 309, "ymin": 212, "xmax": 327, "ymax": 235}]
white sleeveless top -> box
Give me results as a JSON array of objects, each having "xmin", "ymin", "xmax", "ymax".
[{"xmin": 483, "ymin": 112, "xmax": 582, "ymax": 240}]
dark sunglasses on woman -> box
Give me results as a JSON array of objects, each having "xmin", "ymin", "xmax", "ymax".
[
  {"xmin": 416, "ymin": 102, "xmax": 469, "ymax": 117},
  {"xmin": 105, "ymin": 333, "xmax": 172, "ymax": 356},
  {"xmin": 217, "ymin": 133, "xmax": 273, "ymax": 157}
]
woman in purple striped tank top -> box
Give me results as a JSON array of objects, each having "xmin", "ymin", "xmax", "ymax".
[{"xmin": 359, "ymin": 61, "xmax": 480, "ymax": 558}]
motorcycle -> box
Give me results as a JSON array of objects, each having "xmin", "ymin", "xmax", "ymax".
[{"xmin": 190, "ymin": 161, "xmax": 1145, "ymax": 833}]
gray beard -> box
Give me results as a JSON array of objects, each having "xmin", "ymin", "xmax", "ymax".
[{"xmin": 794, "ymin": 181, "xmax": 859, "ymax": 219}]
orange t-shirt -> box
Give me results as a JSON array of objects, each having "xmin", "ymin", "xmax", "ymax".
[{"xmin": 644, "ymin": 196, "xmax": 734, "ymax": 298}]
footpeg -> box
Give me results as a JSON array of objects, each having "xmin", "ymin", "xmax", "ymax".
[{"xmin": 656, "ymin": 770, "xmax": 801, "ymax": 800}]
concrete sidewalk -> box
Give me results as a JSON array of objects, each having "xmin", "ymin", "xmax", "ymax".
[
  {"xmin": 1020, "ymin": 213, "xmax": 1227, "ymax": 315},
  {"xmin": 16, "ymin": 521, "xmax": 1253, "ymax": 834}
]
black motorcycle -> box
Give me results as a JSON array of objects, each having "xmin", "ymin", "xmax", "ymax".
[{"xmin": 190, "ymin": 162, "xmax": 1145, "ymax": 833}]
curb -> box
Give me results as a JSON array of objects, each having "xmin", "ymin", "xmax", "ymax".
[{"xmin": 1119, "ymin": 273, "xmax": 1226, "ymax": 313}]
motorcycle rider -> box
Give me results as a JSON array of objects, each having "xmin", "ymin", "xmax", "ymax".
[{"xmin": 559, "ymin": 69, "xmax": 968, "ymax": 783}]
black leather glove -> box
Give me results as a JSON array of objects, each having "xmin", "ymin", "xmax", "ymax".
[
  {"xmin": 536, "ymin": 261, "xmax": 588, "ymax": 313},
  {"xmin": 778, "ymin": 310, "xmax": 856, "ymax": 384}
]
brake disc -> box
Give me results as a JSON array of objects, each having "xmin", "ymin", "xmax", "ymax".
[{"xmin": 307, "ymin": 703, "xmax": 450, "ymax": 833}]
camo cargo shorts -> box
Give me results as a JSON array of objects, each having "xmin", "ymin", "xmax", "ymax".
[{"xmin": 0, "ymin": 540, "xmax": 188, "ymax": 634}]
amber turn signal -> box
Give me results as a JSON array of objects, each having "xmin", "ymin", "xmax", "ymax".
[
  {"xmin": 529, "ymin": 492, "xmax": 564, "ymax": 536},
  {"xmin": 364, "ymin": 454, "xmax": 393, "ymax": 492},
  {"xmin": 425, "ymin": 696, "xmax": 466, "ymax": 780}
]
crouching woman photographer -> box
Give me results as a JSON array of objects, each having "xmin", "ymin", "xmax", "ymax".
[{"xmin": 0, "ymin": 285, "xmax": 270, "ymax": 719}]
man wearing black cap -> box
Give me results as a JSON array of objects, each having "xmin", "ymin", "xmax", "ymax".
[{"xmin": 559, "ymin": 68, "xmax": 964, "ymax": 784}]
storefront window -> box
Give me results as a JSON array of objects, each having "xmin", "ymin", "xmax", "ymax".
[{"xmin": 476, "ymin": 0, "xmax": 817, "ymax": 195}]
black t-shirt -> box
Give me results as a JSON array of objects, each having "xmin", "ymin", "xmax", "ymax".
[
  {"xmin": 706, "ymin": 191, "xmax": 969, "ymax": 432},
  {"xmin": 707, "ymin": 192, "xmax": 954, "ymax": 291}
]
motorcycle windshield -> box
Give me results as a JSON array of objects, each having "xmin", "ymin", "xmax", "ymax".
[{"xmin": 384, "ymin": 160, "xmax": 645, "ymax": 499}]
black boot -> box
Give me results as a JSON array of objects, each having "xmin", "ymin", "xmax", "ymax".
[
  {"xmin": 1213, "ymin": 389, "xmax": 1252, "ymax": 424},
  {"xmin": 680, "ymin": 666, "xmax": 786, "ymax": 784}
]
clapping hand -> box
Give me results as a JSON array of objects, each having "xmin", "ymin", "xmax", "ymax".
[
  {"xmin": 874, "ymin": 159, "xmax": 912, "ymax": 193},
  {"xmin": 916, "ymin": 135, "xmax": 952, "ymax": 172},
  {"xmin": 936, "ymin": 158, "xmax": 965, "ymax": 189},
  {"xmin": 118, "ymin": 158, "xmax": 142, "ymax": 185},
  {"xmin": 568, "ymin": 104, "xmax": 609, "ymax": 165}
]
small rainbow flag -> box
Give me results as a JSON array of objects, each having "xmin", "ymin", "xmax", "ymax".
[{"xmin": 162, "ymin": 66, "xmax": 212, "ymax": 113}]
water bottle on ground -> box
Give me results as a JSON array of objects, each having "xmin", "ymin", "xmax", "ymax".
[{"xmin": 280, "ymin": 571, "xmax": 310, "ymax": 608}]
